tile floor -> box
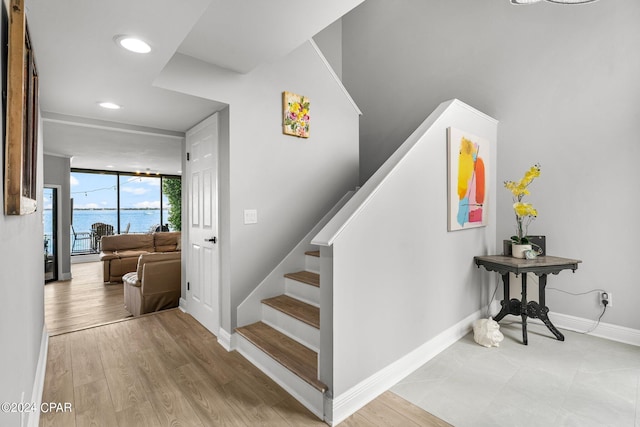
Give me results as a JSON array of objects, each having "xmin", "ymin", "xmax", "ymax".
[{"xmin": 392, "ymin": 322, "xmax": 640, "ymax": 427}]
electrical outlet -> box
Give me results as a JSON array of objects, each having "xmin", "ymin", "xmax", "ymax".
[{"xmin": 599, "ymin": 291, "xmax": 612, "ymax": 307}]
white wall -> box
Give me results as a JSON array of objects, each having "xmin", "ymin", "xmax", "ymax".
[
  {"xmin": 156, "ymin": 41, "xmax": 360, "ymax": 332},
  {"xmin": 0, "ymin": 144, "xmax": 45, "ymax": 427},
  {"xmin": 43, "ymin": 155, "xmax": 71, "ymax": 279},
  {"xmin": 314, "ymin": 100, "xmax": 497, "ymax": 398},
  {"xmin": 343, "ymin": 0, "xmax": 640, "ymax": 331},
  {"xmin": 0, "ymin": 59, "xmax": 45, "ymax": 427}
]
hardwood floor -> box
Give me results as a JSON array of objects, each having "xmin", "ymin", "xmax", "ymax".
[
  {"xmin": 42, "ymin": 261, "xmax": 450, "ymax": 426},
  {"xmin": 45, "ymin": 261, "xmax": 132, "ymax": 336},
  {"xmin": 39, "ymin": 309, "xmax": 451, "ymax": 427}
]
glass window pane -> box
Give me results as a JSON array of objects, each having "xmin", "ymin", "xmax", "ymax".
[
  {"xmin": 70, "ymin": 171, "xmax": 117, "ymax": 253},
  {"xmin": 119, "ymin": 175, "xmax": 162, "ymax": 233}
]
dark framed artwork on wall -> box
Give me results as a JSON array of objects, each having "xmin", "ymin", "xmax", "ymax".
[{"xmin": 3, "ymin": 0, "xmax": 38, "ymax": 215}]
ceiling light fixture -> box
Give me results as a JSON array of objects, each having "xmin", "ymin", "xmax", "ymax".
[
  {"xmin": 114, "ymin": 35, "xmax": 151, "ymax": 54},
  {"xmin": 511, "ymin": 0, "xmax": 598, "ymax": 4},
  {"xmin": 98, "ymin": 102, "xmax": 121, "ymax": 110}
]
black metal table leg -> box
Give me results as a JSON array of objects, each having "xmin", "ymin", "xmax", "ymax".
[
  {"xmin": 493, "ymin": 273, "xmax": 511, "ymax": 322},
  {"xmin": 534, "ymin": 274, "xmax": 565, "ymax": 341},
  {"xmin": 521, "ymin": 273, "xmax": 528, "ymax": 345}
]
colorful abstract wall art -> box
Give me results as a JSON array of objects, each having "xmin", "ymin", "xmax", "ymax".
[
  {"xmin": 447, "ymin": 127, "xmax": 489, "ymax": 231},
  {"xmin": 283, "ymin": 91, "xmax": 310, "ymax": 138}
]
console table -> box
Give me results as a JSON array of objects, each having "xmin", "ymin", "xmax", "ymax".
[{"xmin": 474, "ymin": 255, "xmax": 582, "ymax": 345}]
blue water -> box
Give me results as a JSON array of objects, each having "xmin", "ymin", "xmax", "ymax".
[{"xmin": 44, "ymin": 209, "xmax": 172, "ymax": 235}]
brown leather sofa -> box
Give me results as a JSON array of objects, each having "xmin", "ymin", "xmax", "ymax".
[
  {"xmin": 122, "ymin": 252, "xmax": 181, "ymax": 316},
  {"xmin": 99, "ymin": 232, "xmax": 181, "ymax": 283}
]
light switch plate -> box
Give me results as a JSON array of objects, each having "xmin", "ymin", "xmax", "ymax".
[{"xmin": 244, "ymin": 209, "xmax": 258, "ymax": 224}]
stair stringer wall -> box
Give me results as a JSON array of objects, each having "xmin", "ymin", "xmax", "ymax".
[
  {"xmin": 313, "ymin": 99, "xmax": 499, "ymax": 425},
  {"xmin": 237, "ymin": 191, "xmax": 355, "ymax": 329}
]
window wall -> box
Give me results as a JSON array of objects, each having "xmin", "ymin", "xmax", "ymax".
[
  {"xmin": 119, "ymin": 175, "xmax": 162, "ymax": 233},
  {"xmin": 70, "ymin": 169, "xmax": 180, "ymax": 253},
  {"xmin": 70, "ymin": 172, "xmax": 118, "ymax": 253}
]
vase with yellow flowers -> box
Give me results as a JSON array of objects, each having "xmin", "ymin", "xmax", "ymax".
[{"xmin": 504, "ymin": 164, "xmax": 541, "ymax": 258}]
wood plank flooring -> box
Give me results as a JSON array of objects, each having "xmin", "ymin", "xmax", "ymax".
[
  {"xmin": 40, "ymin": 309, "xmax": 451, "ymax": 427},
  {"xmin": 45, "ymin": 261, "xmax": 132, "ymax": 335}
]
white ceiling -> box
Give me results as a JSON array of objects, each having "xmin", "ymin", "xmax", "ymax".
[
  {"xmin": 25, "ymin": 0, "xmax": 364, "ymax": 175},
  {"xmin": 43, "ymin": 115, "xmax": 184, "ymax": 176},
  {"xmin": 178, "ymin": 0, "xmax": 367, "ymax": 73}
]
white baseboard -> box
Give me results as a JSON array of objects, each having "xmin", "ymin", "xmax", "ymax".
[
  {"xmin": 26, "ymin": 326, "xmax": 49, "ymax": 427},
  {"xmin": 59, "ymin": 272, "xmax": 72, "ymax": 281},
  {"xmin": 217, "ymin": 328, "xmax": 235, "ymax": 351},
  {"xmin": 489, "ymin": 298, "xmax": 639, "ymax": 346},
  {"xmin": 178, "ymin": 297, "xmax": 187, "ymax": 312},
  {"xmin": 328, "ymin": 307, "xmax": 486, "ymax": 426},
  {"xmin": 530, "ymin": 311, "xmax": 640, "ymax": 347}
]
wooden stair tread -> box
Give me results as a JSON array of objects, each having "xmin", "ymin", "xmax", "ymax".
[
  {"xmin": 305, "ymin": 250, "xmax": 320, "ymax": 258},
  {"xmin": 235, "ymin": 322, "xmax": 327, "ymax": 392},
  {"xmin": 284, "ymin": 271, "xmax": 319, "ymax": 288},
  {"xmin": 262, "ymin": 295, "xmax": 319, "ymax": 329}
]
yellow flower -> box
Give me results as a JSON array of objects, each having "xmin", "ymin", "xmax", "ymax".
[
  {"xmin": 504, "ymin": 180, "xmax": 531, "ymax": 197},
  {"xmin": 506, "ymin": 164, "xmax": 541, "ymax": 242},
  {"xmin": 290, "ymin": 102, "xmax": 301, "ymax": 113},
  {"xmin": 513, "ymin": 202, "xmax": 537, "ymax": 218}
]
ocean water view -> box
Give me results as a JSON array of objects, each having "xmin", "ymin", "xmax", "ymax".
[{"xmin": 44, "ymin": 208, "xmax": 172, "ymax": 236}]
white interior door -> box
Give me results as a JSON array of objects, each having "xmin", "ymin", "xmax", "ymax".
[{"xmin": 186, "ymin": 113, "xmax": 220, "ymax": 335}]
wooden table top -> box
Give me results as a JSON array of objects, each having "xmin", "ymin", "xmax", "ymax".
[{"xmin": 474, "ymin": 255, "xmax": 582, "ymax": 276}]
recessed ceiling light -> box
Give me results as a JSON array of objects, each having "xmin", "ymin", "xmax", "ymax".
[
  {"xmin": 115, "ymin": 35, "xmax": 151, "ymax": 54},
  {"xmin": 99, "ymin": 101, "xmax": 121, "ymax": 110}
]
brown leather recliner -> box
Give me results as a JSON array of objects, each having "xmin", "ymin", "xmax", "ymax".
[{"xmin": 122, "ymin": 252, "xmax": 181, "ymax": 316}]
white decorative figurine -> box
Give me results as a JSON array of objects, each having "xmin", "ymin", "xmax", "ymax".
[{"xmin": 473, "ymin": 317, "xmax": 504, "ymax": 348}]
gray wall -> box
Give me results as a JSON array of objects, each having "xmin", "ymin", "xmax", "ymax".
[
  {"xmin": 313, "ymin": 18, "xmax": 343, "ymax": 79},
  {"xmin": 343, "ymin": 0, "xmax": 640, "ymax": 330},
  {"xmin": 0, "ymin": 47, "xmax": 45, "ymax": 427},
  {"xmin": 43, "ymin": 154, "xmax": 71, "ymax": 279}
]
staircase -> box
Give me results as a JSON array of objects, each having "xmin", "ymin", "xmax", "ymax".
[{"xmin": 235, "ymin": 250, "xmax": 326, "ymax": 418}]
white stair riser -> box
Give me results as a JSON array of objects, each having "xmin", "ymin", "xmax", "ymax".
[
  {"xmin": 305, "ymin": 254, "xmax": 320, "ymax": 274},
  {"xmin": 261, "ymin": 304, "xmax": 320, "ymax": 352},
  {"xmin": 235, "ymin": 334, "xmax": 324, "ymax": 419},
  {"xmin": 285, "ymin": 278, "xmax": 320, "ymax": 306}
]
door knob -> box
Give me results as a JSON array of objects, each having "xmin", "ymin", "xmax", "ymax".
[{"xmin": 205, "ymin": 237, "xmax": 217, "ymax": 244}]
